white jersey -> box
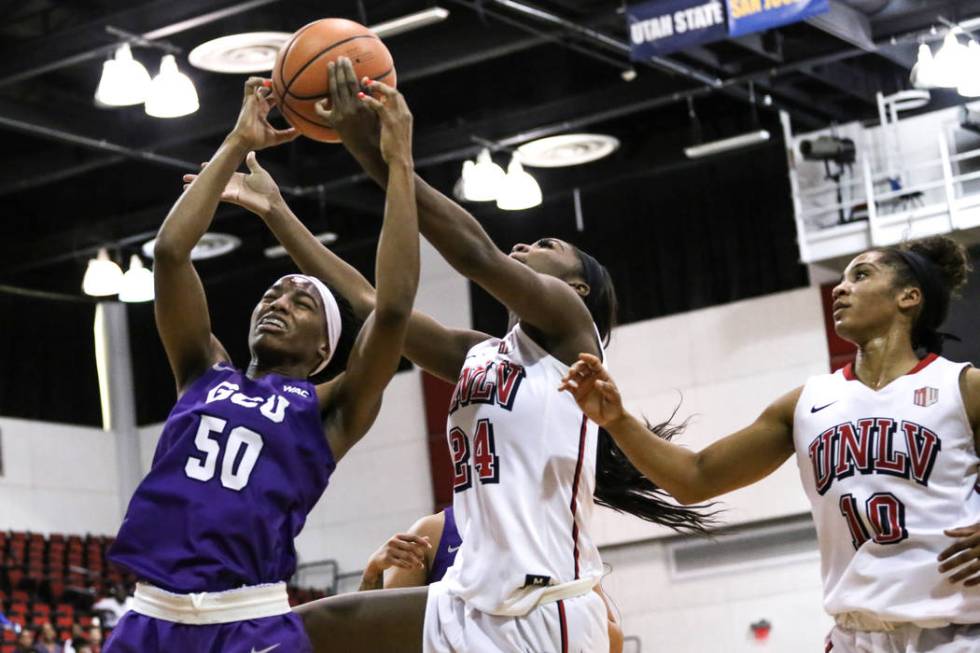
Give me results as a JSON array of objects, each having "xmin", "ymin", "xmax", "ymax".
[
  {"xmin": 794, "ymin": 354, "xmax": 980, "ymax": 625},
  {"xmin": 440, "ymin": 324, "xmax": 603, "ymax": 616}
]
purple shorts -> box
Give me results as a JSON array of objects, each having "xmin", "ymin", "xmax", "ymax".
[{"xmin": 104, "ymin": 611, "xmax": 312, "ymax": 653}]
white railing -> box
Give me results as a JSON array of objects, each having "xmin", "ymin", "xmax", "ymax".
[{"xmin": 784, "ymin": 111, "xmax": 980, "ymax": 264}]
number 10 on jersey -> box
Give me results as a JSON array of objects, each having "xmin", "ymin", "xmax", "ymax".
[{"xmin": 450, "ymin": 419, "xmax": 500, "ymax": 492}]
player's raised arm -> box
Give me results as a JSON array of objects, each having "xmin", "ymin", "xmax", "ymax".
[
  {"xmin": 317, "ymin": 81, "xmax": 418, "ymax": 461},
  {"xmin": 156, "ymin": 78, "xmax": 297, "ymax": 393},
  {"xmin": 320, "ymin": 58, "xmax": 598, "ymax": 364},
  {"xmin": 560, "ymin": 353, "xmax": 798, "ymax": 505},
  {"xmin": 188, "ymin": 97, "xmax": 488, "ymax": 384}
]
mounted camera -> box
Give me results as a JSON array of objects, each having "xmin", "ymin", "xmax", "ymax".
[{"xmin": 799, "ymin": 136, "xmax": 856, "ymax": 165}]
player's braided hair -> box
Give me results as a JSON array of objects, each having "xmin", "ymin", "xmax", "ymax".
[
  {"xmin": 595, "ymin": 406, "xmax": 720, "ymax": 535},
  {"xmin": 876, "ymin": 236, "xmax": 971, "ymax": 354}
]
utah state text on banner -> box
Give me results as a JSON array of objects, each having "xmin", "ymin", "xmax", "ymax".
[
  {"xmin": 727, "ymin": 0, "xmax": 829, "ymax": 37},
  {"xmin": 627, "ymin": 0, "xmax": 727, "ymax": 58}
]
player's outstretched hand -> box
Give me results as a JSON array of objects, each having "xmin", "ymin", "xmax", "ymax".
[
  {"xmin": 315, "ymin": 57, "xmax": 380, "ymax": 154},
  {"xmin": 357, "ymin": 79, "xmax": 412, "ymax": 167},
  {"xmin": 366, "ymin": 533, "xmax": 432, "ymax": 575},
  {"xmin": 183, "ymin": 152, "xmax": 281, "ymax": 218},
  {"xmin": 939, "ymin": 522, "xmax": 980, "ymax": 586},
  {"xmin": 558, "ymin": 353, "xmax": 625, "ymax": 428},
  {"xmin": 230, "ymin": 77, "xmax": 298, "ymax": 151}
]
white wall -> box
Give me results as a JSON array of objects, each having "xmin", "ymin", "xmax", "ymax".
[
  {"xmin": 0, "ymin": 416, "xmax": 121, "ymax": 535},
  {"xmin": 601, "ymin": 526, "xmax": 834, "ymax": 653},
  {"xmin": 593, "ymin": 286, "xmax": 828, "ymax": 546}
]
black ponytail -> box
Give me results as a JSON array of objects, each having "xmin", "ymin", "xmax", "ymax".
[{"xmin": 594, "ymin": 409, "xmax": 720, "ymax": 536}]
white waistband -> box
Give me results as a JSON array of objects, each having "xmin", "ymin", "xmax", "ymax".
[
  {"xmin": 535, "ymin": 576, "xmax": 599, "ymax": 607},
  {"xmin": 132, "ymin": 582, "xmax": 291, "ymax": 625},
  {"xmin": 834, "ymin": 611, "xmax": 951, "ymax": 633}
]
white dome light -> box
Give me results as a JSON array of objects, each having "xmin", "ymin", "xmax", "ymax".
[
  {"xmin": 458, "ymin": 149, "xmax": 506, "ymax": 202},
  {"xmin": 145, "ymin": 54, "xmax": 200, "ymax": 118},
  {"xmin": 119, "ymin": 255, "xmax": 154, "ymax": 303},
  {"xmin": 95, "ymin": 43, "xmax": 151, "ymax": 106},
  {"xmin": 82, "ymin": 248, "xmax": 124, "ymax": 297},
  {"xmin": 910, "ymin": 43, "xmax": 938, "ymax": 89},
  {"xmin": 958, "ymin": 41, "xmax": 980, "ymax": 97},
  {"xmin": 496, "ymin": 156, "xmax": 542, "ymax": 211},
  {"xmin": 932, "ymin": 32, "xmax": 969, "ymax": 88}
]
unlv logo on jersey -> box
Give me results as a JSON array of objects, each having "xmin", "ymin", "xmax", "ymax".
[
  {"xmin": 913, "ymin": 386, "xmax": 938, "ymax": 407},
  {"xmin": 448, "ymin": 360, "xmax": 527, "ymax": 415},
  {"xmin": 808, "ymin": 417, "xmax": 941, "ymax": 495}
]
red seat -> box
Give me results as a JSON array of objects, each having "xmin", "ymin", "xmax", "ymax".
[
  {"xmin": 48, "ymin": 580, "xmax": 65, "ymax": 601},
  {"xmin": 2, "ymin": 628, "xmax": 15, "ymax": 642},
  {"xmin": 8, "ymin": 614, "xmax": 25, "ymax": 628},
  {"xmin": 8, "ymin": 602, "xmax": 27, "ymax": 615},
  {"xmin": 2, "ymin": 643, "xmax": 18, "ymax": 653},
  {"xmin": 55, "ymin": 604, "xmax": 73, "ymax": 617},
  {"xmin": 30, "ymin": 614, "xmax": 48, "ymax": 627},
  {"xmin": 55, "ymin": 614, "xmax": 73, "ymax": 628},
  {"xmin": 11, "ymin": 590, "xmax": 29, "ymax": 602},
  {"xmin": 78, "ymin": 615, "xmax": 93, "ymax": 627},
  {"xmin": 6, "ymin": 569, "xmax": 24, "ymax": 588},
  {"xmin": 32, "ymin": 603, "xmax": 51, "ymax": 615}
]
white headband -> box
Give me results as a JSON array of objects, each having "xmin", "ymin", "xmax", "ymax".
[{"xmin": 278, "ymin": 274, "xmax": 342, "ymax": 376}]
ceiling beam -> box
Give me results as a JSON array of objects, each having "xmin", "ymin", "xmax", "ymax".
[{"xmin": 0, "ymin": 0, "xmax": 283, "ymax": 88}]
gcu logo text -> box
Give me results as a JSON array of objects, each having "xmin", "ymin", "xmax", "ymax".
[{"xmin": 206, "ymin": 381, "xmax": 290, "ymax": 423}]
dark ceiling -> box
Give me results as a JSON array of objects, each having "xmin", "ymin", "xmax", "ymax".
[{"xmin": 2, "ymin": 0, "xmax": 978, "ymax": 297}]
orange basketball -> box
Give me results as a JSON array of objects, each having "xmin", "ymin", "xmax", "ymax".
[{"xmin": 271, "ymin": 18, "xmax": 396, "ymax": 143}]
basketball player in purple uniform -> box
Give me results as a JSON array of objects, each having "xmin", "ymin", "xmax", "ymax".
[
  {"xmin": 357, "ymin": 508, "xmax": 460, "ymax": 591},
  {"xmin": 204, "ymin": 59, "xmax": 712, "ymax": 651},
  {"xmin": 560, "ymin": 236, "xmax": 980, "ymax": 653},
  {"xmin": 103, "ymin": 77, "xmax": 419, "ymax": 652}
]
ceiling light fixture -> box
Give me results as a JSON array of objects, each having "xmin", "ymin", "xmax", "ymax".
[
  {"xmin": 145, "ymin": 54, "xmax": 200, "ymax": 118},
  {"xmin": 370, "ymin": 7, "xmax": 450, "ymax": 38},
  {"xmin": 457, "ymin": 149, "xmax": 506, "ymax": 202},
  {"xmin": 95, "ymin": 43, "xmax": 152, "ymax": 106},
  {"xmin": 958, "ymin": 40, "xmax": 980, "ymax": 97},
  {"xmin": 496, "ymin": 155, "xmax": 542, "ymax": 211},
  {"xmin": 142, "ymin": 233, "xmax": 240, "ymax": 260},
  {"xmin": 515, "ymin": 134, "xmax": 620, "ymax": 168},
  {"xmin": 932, "ymin": 31, "xmax": 969, "ymax": 88},
  {"xmin": 684, "ymin": 130, "xmax": 771, "ymax": 159},
  {"xmin": 119, "ymin": 255, "xmax": 154, "ymax": 303},
  {"xmin": 82, "ymin": 248, "xmax": 124, "ymax": 297},
  {"xmin": 264, "ymin": 232, "xmax": 338, "ymax": 258},
  {"xmin": 189, "ymin": 7, "xmax": 449, "ymax": 74}
]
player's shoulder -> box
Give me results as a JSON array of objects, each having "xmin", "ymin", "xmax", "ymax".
[{"xmin": 408, "ymin": 511, "xmax": 447, "ymax": 542}]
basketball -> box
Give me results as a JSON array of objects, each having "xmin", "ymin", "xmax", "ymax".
[{"xmin": 271, "ymin": 18, "xmax": 397, "ymax": 143}]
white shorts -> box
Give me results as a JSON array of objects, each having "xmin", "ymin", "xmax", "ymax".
[
  {"xmin": 423, "ymin": 580, "xmax": 609, "ymax": 653},
  {"xmin": 828, "ymin": 623, "xmax": 980, "ymax": 653}
]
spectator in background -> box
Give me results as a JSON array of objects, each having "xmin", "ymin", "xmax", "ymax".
[
  {"xmin": 0, "ymin": 608, "xmax": 16, "ymax": 632},
  {"xmin": 91, "ymin": 585, "xmax": 131, "ymax": 629},
  {"xmin": 86, "ymin": 626, "xmax": 102, "ymax": 653},
  {"xmin": 62, "ymin": 625, "xmax": 101, "ymax": 653},
  {"xmin": 32, "ymin": 623, "xmax": 59, "ymax": 653},
  {"xmin": 13, "ymin": 629, "xmax": 34, "ymax": 653}
]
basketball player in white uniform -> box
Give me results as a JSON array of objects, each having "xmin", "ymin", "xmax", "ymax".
[
  {"xmin": 209, "ymin": 59, "xmax": 712, "ymax": 652},
  {"xmin": 561, "ymin": 237, "xmax": 980, "ymax": 652}
]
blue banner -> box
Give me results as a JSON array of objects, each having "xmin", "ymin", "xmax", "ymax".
[
  {"xmin": 627, "ymin": 0, "xmax": 728, "ymax": 58},
  {"xmin": 726, "ymin": 0, "xmax": 829, "ymax": 37}
]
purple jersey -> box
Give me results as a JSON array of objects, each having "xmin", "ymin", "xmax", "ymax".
[
  {"xmin": 427, "ymin": 506, "xmax": 462, "ymax": 585},
  {"xmin": 109, "ymin": 363, "xmax": 334, "ymax": 593}
]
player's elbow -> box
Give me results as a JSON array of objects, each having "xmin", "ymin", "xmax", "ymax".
[
  {"xmin": 373, "ymin": 300, "xmax": 412, "ymax": 328},
  {"xmin": 152, "ymin": 235, "xmax": 188, "ymax": 264}
]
